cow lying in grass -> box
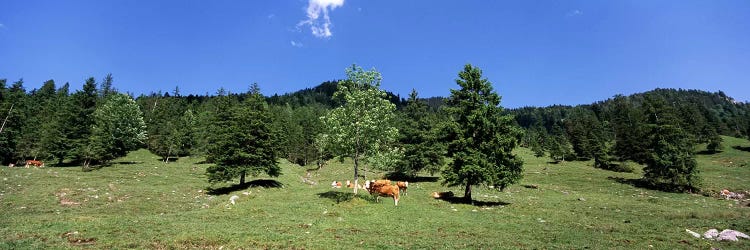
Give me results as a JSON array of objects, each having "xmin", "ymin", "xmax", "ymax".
[
  {"xmin": 431, "ymin": 191, "xmax": 454, "ymax": 199},
  {"xmin": 365, "ymin": 180, "xmax": 400, "ymax": 206},
  {"xmin": 25, "ymin": 160, "xmax": 44, "ymax": 168}
]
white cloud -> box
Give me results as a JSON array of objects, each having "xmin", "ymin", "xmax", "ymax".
[
  {"xmin": 297, "ymin": 0, "xmax": 345, "ymax": 38},
  {"xmin": 566, "ymin": 9, "xmax": 583, "ymax": 17},
  {"xmin": 268, "ymin": 14, "xmax": 275, "ymax": 19},
  {"xmin": 0, "ymin": 23, "xmax": 5, "ymax": 29},
  {"xmin": 290, "ymin": 40, "xmax": 303, "ymax": 47}
]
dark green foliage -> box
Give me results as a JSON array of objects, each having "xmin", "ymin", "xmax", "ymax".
[
  {"xmin": 640, "ymin": 94, "xmax": 700, "ymax": 192},
  {"xmin": 272, "ymin": 104, "xmax": 327, "ymax": 166},
  {"xmin": 704, "ymin": 126, "xmax": 724, "ymax": 153},
  {"xmin": 0, "ymin": 79, "xmax": 20, "ymax": 164},
  {"xmin": 442, "ymin": 64, "xmax": 524, "ymax": 202},
  {"xmin": 564, "ymin": 107, "xmax": 606, "ymax": 160},
  {"xmin": 206, "ymin": 86, "xmax": 280, "ymax": 185},
  {"xmin": 397, "ymin": 89, "xmax": 445, "ymax": 176},
  {"xmin": 545, "ymin": 124, "xmax": 574, "ymax": 163},
  {"xmin": 69, "ymin": 77, "xmax": 100, "ymax": 162},
  {"xmin": 142, "ymin": 94, "xmax": 194, "ymax": 161}
]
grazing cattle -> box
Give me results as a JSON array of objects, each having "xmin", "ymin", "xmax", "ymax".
[
  {"xmin": 431, "ymin": 191, "xmax": 454, "ymax": 199},
  {"xmin": 8, "ymin": 163, "xmax": 15, "ymax": 168},
  {"xmin": 369, "ymin": 182, "xmax": 400, "ymax": 206},
  {"xmin": 396, "ymin": 181, "xmax": 408, "ymax": 195},
  {"xmin": 25, "ymin": 160, "xmax": 44, "ymax": 168},
  {"xmin": 331, "ymin": 181, "xmax": 343, "ymax": 188}
]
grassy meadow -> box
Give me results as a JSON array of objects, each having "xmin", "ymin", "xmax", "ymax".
[{"xmin": 1, "ymin": 136, "xmax": 749, "ymax": 249}]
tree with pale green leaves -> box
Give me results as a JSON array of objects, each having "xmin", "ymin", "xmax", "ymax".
[
  {"xmin": 320, "ymin": 65, "xmax": 400, "ymax": 194},
  {"xmin": 442, "ymin": 64, "xmax": 524, "ymax": 203},
  {"xmin": 83, "ymin": 93, "xmax": 147, "ymax": 168}
]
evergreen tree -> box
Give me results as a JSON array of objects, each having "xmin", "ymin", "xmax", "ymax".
[
  {"xmin": 397, "ymin": 89, "xmax": 445, "ymax": 176},
  {"xmin": 99, "ymin": 73, "xmax": 115, "ymax": 98},
  {"xmin": 442, "ymin": 64, "xmax": 524, "ymax": 202},
  {"xmin": 320, "ymin": 65, "xmax": 400, "ymax": 193},
  {"xmin": 83, "ymin": 93, "xmax": 147, "ymax": 168},
  {"xmin": 206, "ymin": 85, "xmax": 280, "ymax": 185},
  {"xmin": 705, "ymin": 129, "xmax": 723, "ymax": 153},
  {"xmin": 610, "ymin": 95, "xmax": 646, "ymax": 162},
  {"xmin": 40, "ymin": 83, "xmax": 72, "ymax": 164},
  {"xmin": 640, "ymin": 94, "xmax": 699, "ymax": 192},
  {"xmin": 294, "ymin": 104, "xmax": 327, "ymax": 166},
  {"xmin": 69, "ymin": 77, "xmax": 99, "ymax": 162},
  {"xmin": 0, "ymin": 79, "xmax": 18, "ymax": 164}
]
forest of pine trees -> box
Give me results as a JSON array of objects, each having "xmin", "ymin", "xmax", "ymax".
[{"xmin": 1, "ymin": 72, "xmax": 749, "ymax": 192}]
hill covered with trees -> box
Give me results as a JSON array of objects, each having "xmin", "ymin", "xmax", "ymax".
[{"xmin": 2, "ymin": 72, "xmax": 749, "ymax": 192}]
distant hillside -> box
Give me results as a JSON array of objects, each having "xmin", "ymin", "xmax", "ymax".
[
  {"xmin": 511, "ymin": 88, "xmax": 750, "ymax": 138},
  {"xmin": 266, "ymin": 80, "xmax": 407, "ymax": 108}
]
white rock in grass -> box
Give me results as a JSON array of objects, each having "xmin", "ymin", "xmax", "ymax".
[
  {"xmin": 718, "ymin": 229, "xmax": 750, "ymax": 241},
  {"xmin": 686, "ymin": 229, "xmax": 701, "ymax": 238},
  {"xmin": 704, "ymin": 229, "xmax": 719, "ymax": 239},
  {"xmin": 229, "ymin": 195, "xmax": 240, "ymax": 205}
]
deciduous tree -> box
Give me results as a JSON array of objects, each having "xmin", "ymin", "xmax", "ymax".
[{"xmin": 320, "ymin": 65, "xmax": 400, "ymax": 193}]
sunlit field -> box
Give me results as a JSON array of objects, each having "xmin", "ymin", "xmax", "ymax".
[{"xmin": 1, "ymin": 136, "xmax": 749, "ymax": 249}]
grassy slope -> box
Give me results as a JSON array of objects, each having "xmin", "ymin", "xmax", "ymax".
[{"xmin": 1, "ymin": 136, "xmax": 749, "ymax": 249}]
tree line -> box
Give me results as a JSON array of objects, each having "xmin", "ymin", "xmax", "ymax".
[
  {"xmin": 511, "ymin": 89, "xmax": 750, "ymax": 191},
  {"xmin": 2, "ymin": 67, "xmax": 748, "ymax": 194}
]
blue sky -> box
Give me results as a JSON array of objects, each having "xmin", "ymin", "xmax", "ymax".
[{"xmin": 1, "ymin": 0, "xmax": 748, "ymax": 108}]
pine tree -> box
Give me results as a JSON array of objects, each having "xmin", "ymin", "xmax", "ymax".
[
  {"xmin": 70, "ymin": 77, "xmax": 99, "ymax": 163},
  {"xmin": 206, "ymin": 85, "xmax": 280, "ymax": 185},
  {"xmin": 640, "ymin": 94, "xmax": 699, "ymax": 192},
  {"xmin": 397, "ymin": 89, "xmax": 445, "ymax": 176},
  {"xmin": 40, "ymin": 83, "xmax": 72, "ymax": 164},
  {"xmin": 442, "ymin": 64, "xmax": 524, "ymax": 202}
]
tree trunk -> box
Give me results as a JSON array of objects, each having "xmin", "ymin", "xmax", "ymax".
[
  {"xmin": 240, "ymin": 171, "xmax": 246, "ymax": 185},
  {"xmin": 353, "ymin": 156, "xmax": 359, "ymax": 194},
  {"xmin": 464, "ymin": 182, "xmax": 472, "ymax": 204}
]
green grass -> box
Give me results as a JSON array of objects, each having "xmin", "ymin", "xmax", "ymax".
[{"xmin": 2, "ymin": 136, "xmax": 750, "ymax": 249}]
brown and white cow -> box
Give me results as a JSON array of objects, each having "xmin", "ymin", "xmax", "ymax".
[
  {"xmin": 396, "ymin": 181, "xmax": 408, "ymax": 196},
  {"xmin": 25, "ymin": 160, "xmax": 44, "ymax": 168},
  {"xmin": 366, "ymin": 180, "xmax": 400, "ymax": 206}
]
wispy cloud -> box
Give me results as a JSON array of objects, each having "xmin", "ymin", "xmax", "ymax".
[
  {"xmin": 297, "ymin": 0, "xmax": 345, "ymax": 38},
  {"xmin": 566, "ymin": 9, "xmax": 583, "ymax": 17},
  {"xmin": 290, "ymin": 40, "xmax": 303, "ymax": 48},
  {"xmin": 0, "ymin": 23, "xmax": 5, "ymax": 29},
  {"xmin": 268, "ymin": 14, "xmax": 275, "ymax": 19}
]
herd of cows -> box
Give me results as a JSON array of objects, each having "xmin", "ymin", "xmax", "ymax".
[
  {"xmin": 7, "ymin": 160, "xmax": 45, "ymax": 168},
  {"xmin": 10, "ymin": 160, "xmax": 452, "ymax": 207}
]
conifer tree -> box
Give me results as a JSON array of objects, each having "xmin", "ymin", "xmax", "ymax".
[
  {"xmin": 206, "ymin": 85, "xmax": 280, "ymax": 185},
  {"xmin": 70, "ymin": 77, "xmax": 99, "ymax": 163},
  {"xmin": 442, "ymin": 64, "xmax": 523, "ymax": 202},
  {"xmin": 640, "ymin": 94, "xmax": 699, "ymax": 191},
  {"xmin": 398, "ymin": 89, "xmax": 445, "ymax": 176}
]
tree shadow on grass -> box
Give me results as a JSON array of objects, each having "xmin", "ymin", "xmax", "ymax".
[
  {"xmin": 607, "ymin": 176, "xmax": 696, "ymax": 193},
  {"xmin": 206, "ymin": 179, "xmax": 283, "ymax": 195},
  {"xmin": 318, "ymin": 191, "xmax": 357, "ymax": 203},
  {"xmin": 732, "ymin": 145, "xmax": 750, "ymax": 153},
  {"xmin": 437, "ymin": 196, "xmax": 510, "ymax": 207},
  {"xmin": 383, "ymin": 172, "xmax": 439, "ymax": 183},
  {"xmin": 696, "ymin": 150, "xmax": 721, "ymax": 155}
]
